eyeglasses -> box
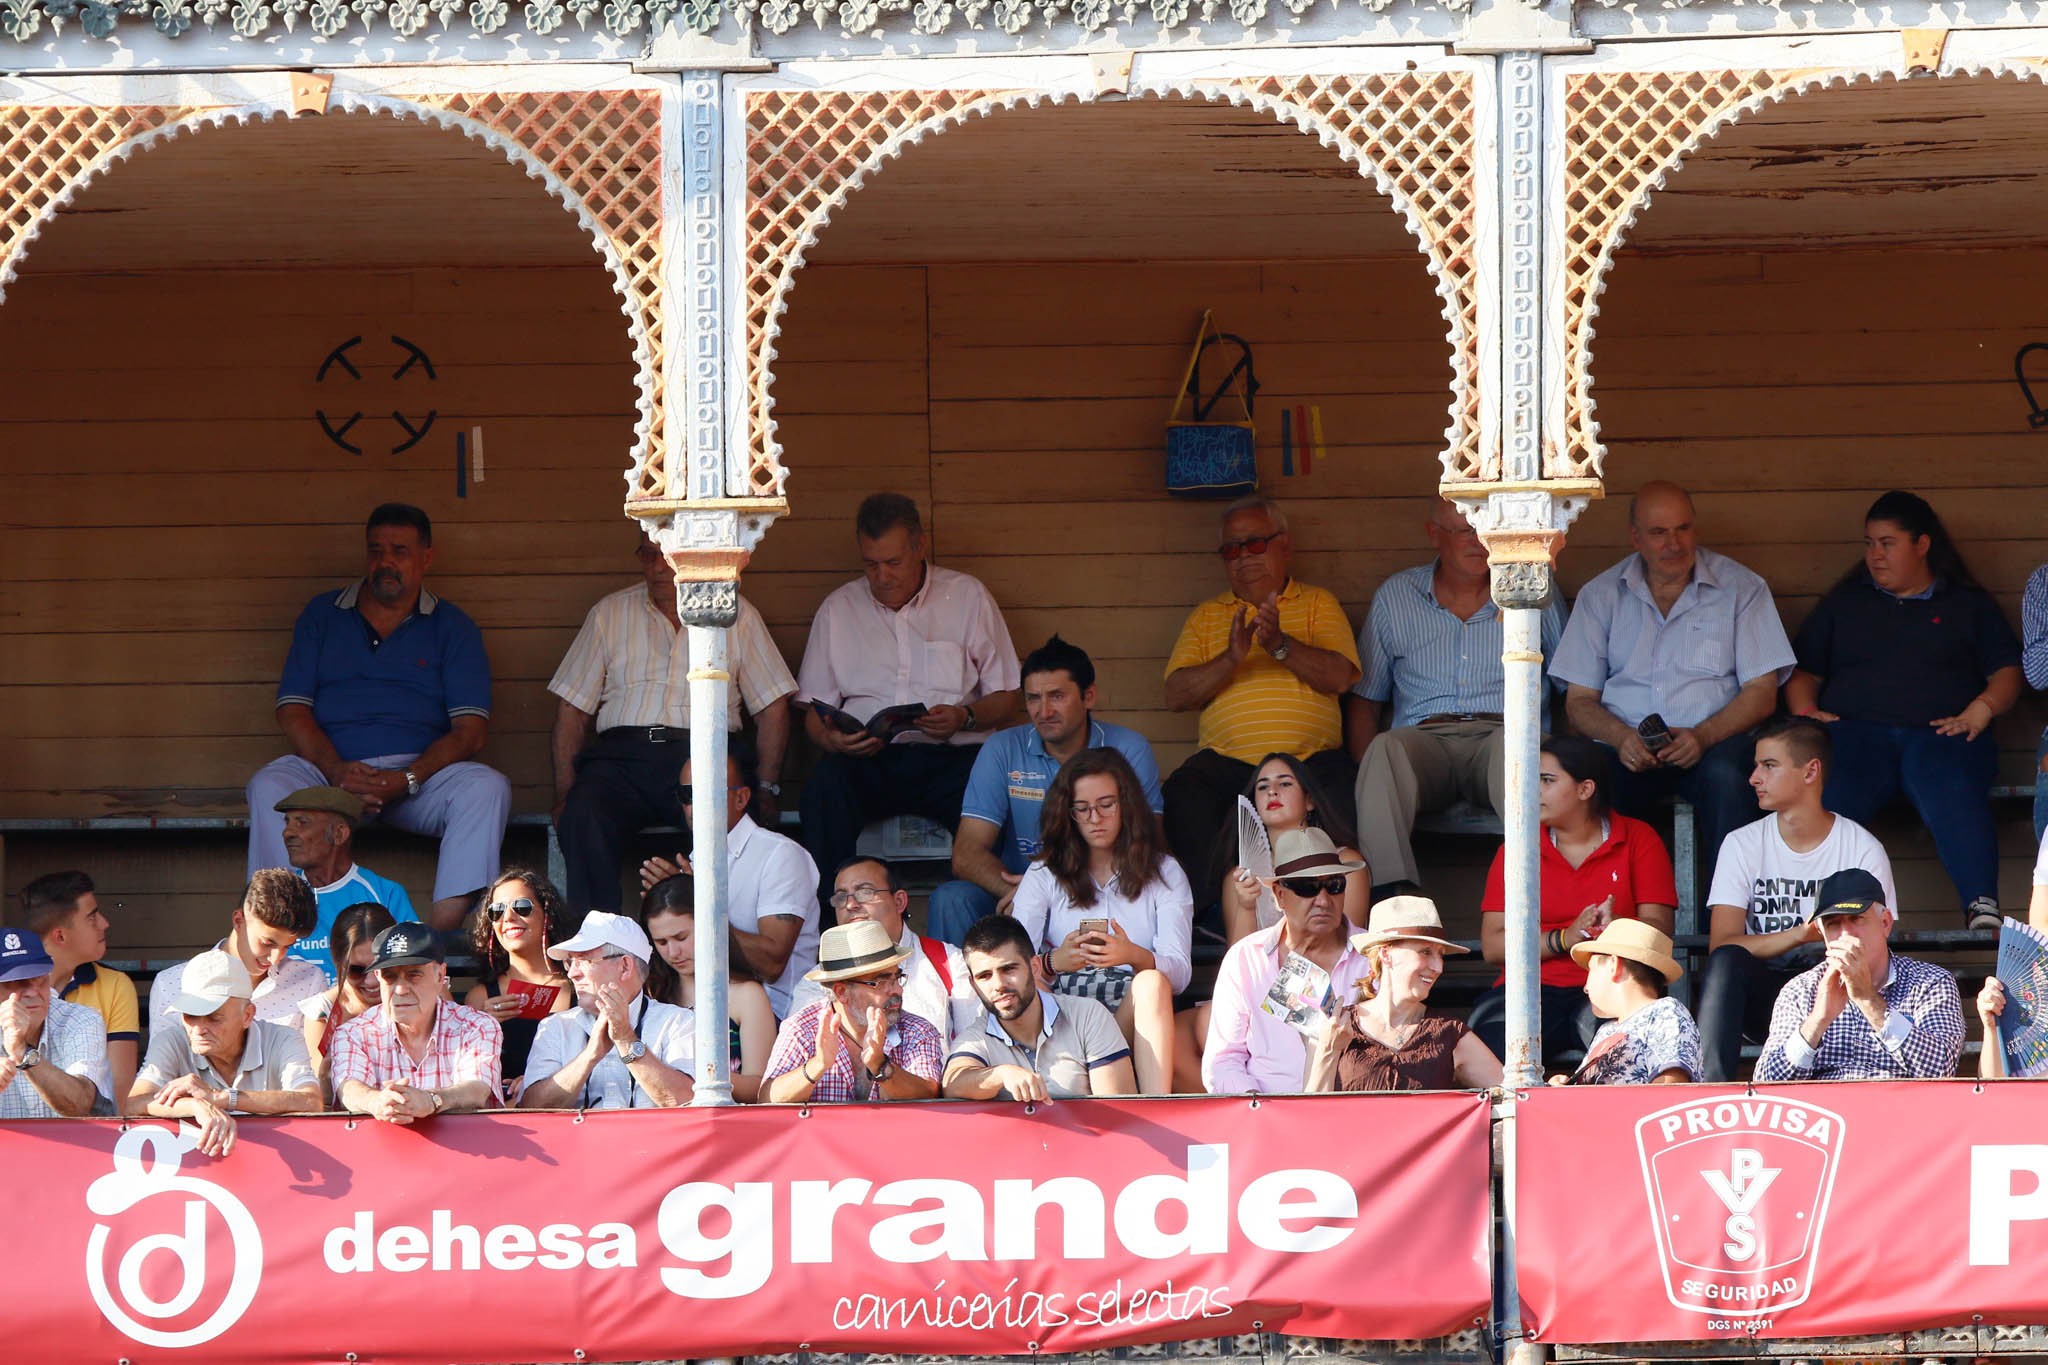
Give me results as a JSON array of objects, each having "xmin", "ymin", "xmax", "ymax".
[
  {"xmin": 345, "ymin": 963, "xmax": 372, "ymax": 981},
  {"xmin": 1071, "ymin": 796, "xmax": 1120, "ymax": 821},
  {"xmin": 1278, "ymin": 874, "xmax": 1349, "ymax": 899},
  {"xmin": 829, "ymin": 885, "xmax": 890, "ymax": 910},
  {"xmin": 1218, "ymin": 533, "xmax": 1284, "ymax": 562},
  {"xmin": 845, "ymin": 970, "xmax": 906, "ymax": 990},
  {"xmin": 487, "ymin": 898, "xmax": 538, "ymax": 921},
  {"xmin": 679, "ymin": 783, "xmax": 744, "ymax": 804}
]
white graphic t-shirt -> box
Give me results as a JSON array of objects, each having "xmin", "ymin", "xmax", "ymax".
[{"xmin": 1707, "ymin": 813, "xmax": 1896, "ymax": 964}]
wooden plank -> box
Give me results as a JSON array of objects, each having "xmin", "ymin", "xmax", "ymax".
[
  {"xmin": 1, "ymin": 626, "xmax": 579, "ymax": 686},
  {"xmin": 0, "ymin": 574, "xmax": 623, "ymax": 636},
  {"xmin": 5, "ymin": 471, "xmax": 628, "ymax": 531},
  {"xmin": 928, "ymin": 339, "xmax": 1457, "ymax": 403},
  {"xmin": 771, "ymin": 266, "xmax": 928, "ymax": 363},
  {"xmin": 928, "ymin": 393, "xmax": 1447, "ymax": 454},
  {"xmin": 930, "ymin": 445, "xmax": 1448, "ymax": 504}
]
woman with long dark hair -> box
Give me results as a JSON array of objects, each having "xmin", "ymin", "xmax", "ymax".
[
  {"xmin": 1220, "ymin": 751, "xmax": 1369, "ymax": 942},
  {"xmin": 1466, "ymin": 734, "xmax": 1677, "ymax": 1070},
  {"xmin": 1787, "ymin": 490, "xmax": 2022, "ymax": 928},
  {"xmin": 300, "ymin": 901, "xmax": 396, "ymax": 1100},
  {"xmin": 463, "ymin": 868, "xmax": 577, "ymax": 1101},
  {"xmin": 1011, "ymin": 747, "xmax": 1190, "ymax": 1092},
  {"xmin": 639, "ymin": 874, "xmax": 777, "ymax": 1102}
]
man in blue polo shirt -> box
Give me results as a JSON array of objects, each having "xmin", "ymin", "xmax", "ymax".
[
  {"xmin": 274, "ymin": 785, "xmax": 420, "ymax": 980},
  {"xmin": 925, "ymin": 636, "xmax": 1162, "ymax": 945},
  {"xmin": 246, "ymin": 504, "xmax": 507, "ymax": 931}
]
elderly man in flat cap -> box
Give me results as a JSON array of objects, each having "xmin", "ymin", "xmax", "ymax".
[
  {"xmin": 521, "ymin": 912, "xmax": 694, "ymax": 1109},
  {"xmin": 331, "ymin": 922, "xmax": 502, "ymax": 1122},
  {"xmin": 125, "ymin": 949, "xmax": 322, "ymax": 1154},
  {"xmin": 275, "ymin": 784, "xmax": 420, "ymax": 981},
  {"xmin": 763, "ymin": 920, "xmax": 942, "ymax": 1102}
]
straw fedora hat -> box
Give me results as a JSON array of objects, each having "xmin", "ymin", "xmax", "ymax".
[
  {"xmin": 1569, "ymin": 919, "xmax": 1682, "ymax": 983},
  {"xmin": 805, "ymin": 919, "xmax": 911, "ymax": 984},
  {"xmin": 1269, "ymin": 827, "xmax": 1367, "ymax": 881},
  {"xmin": 1350, "ymin": 895, "xmax": 1469, "ymax": 954}
]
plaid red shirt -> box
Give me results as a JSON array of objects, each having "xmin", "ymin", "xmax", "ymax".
[
  {"xmin": 330, "ymin": 999, "xmax": 503, "ymax": 1102},
  {"xmin": 763, "ymin": 1001, "xmax": 943, "ymax": 1102}
]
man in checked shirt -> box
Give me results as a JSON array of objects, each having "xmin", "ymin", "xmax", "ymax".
[
  {"xmin": 332, "ymin": 922, "xmax": 503, "ymax": 1121},
  {"xmin": 1754, "ymin": 868, "xmax": 1963, "ymax": 1081}
]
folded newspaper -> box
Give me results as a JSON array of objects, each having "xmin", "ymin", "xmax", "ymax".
[{"xmin": 1996, "ymin": 916, "xmax": 2048, "ymax": 1078}]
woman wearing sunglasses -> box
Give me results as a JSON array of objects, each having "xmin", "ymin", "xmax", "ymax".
[
  {"xmin": 1304, "ymin": 894, "xmax": 1501, "ymax": 1092},
  {"xmin": 639, "ymin": 873, "xmax": 778, "ymax": 1102},
  {"xmin": 1203, "ymin": 828, "xmax": 1377, "ymax": 1094},
  {"xmin": 299, "ymin": 901, "xmax": 396, "ymax": 1101},
  {"xmin": 1011, "ymin": 747, "xmax": 1190, "ymax": 1094},
  {"xmin": 463, "ymin": 868, "xmax": 577, "ymax": 1101}
]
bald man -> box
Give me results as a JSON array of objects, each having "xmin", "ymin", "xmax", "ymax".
[
  {"xmin": 1346, "ymin": 498, "xmax": 1567, "ymax": 896},
  {"xmin": 1549, "ymin": 481, "xmax": 1795, "ymax": 891}
]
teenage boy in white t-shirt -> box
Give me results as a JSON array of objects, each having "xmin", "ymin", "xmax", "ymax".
[{"xmin": 1697, "ymin": 714, "xmax": 1896, "ymax": 1081}]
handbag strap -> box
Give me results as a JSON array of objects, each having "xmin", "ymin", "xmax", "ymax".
[
  {"xmin": 1168, "ymin": 310, "xmax": 1216, "ymax": 423},
  {"xmin": 1189, "ymin": 332, "xmax": 1258, "ymax": 422}
]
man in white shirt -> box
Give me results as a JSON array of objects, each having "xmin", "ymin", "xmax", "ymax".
[
  {"xmin": 521, "ymin": 912, "xmax": 694, "ymax": 1109},
  {"xmin": 1698, "ymin": 714, "xmax": 1896, "ymax": 1081},
  {"xmin": 642, "ymin": 752, "xmax": 820, "ymax": 1016},
  {"xmin": 791, "ymin": 858, "xmax": 971, "ymax": 1043},
  {"xmin": 151, "ymin": 869, "xmax": 326, "ymax": 1031},
  {"xmin": 550, "ymin": 531, "xmax": 798, "ymax": 912},
  {"xmin": 795, "ymin": 493, "xmax": 1022, "ymax": 913}
]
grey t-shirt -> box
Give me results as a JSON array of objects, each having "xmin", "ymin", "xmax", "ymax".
[
  {"xmin": 945, "ymin": 991, "xmax": 1130, "ymax": 1098},
  {"xmin": 138, "ymin": 1017, "xmax": 318, "ymax": 1106}
]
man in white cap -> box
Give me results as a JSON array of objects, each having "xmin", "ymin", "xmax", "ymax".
[
  {"xmin": 0, "ymin": 927, "xmax": 108, "ymax": 1119},
  {"xmin": 124, "ymin": 950, "xmax": 322, "ymax": 1153},
  {"xmin": 763, "ymin": 920, "xmax": 942, "ymax": 1103},
  {"xmin": 1558, "ymin": 921, "xmax": 1701, "ymax": 1085},
  {"xmin": 332, "ymin": 922, "xmax": 502, "ymax": 1122},
  {"xmin": 521, "ymin": 912, "xmax": 694, "ymax": 1109}
]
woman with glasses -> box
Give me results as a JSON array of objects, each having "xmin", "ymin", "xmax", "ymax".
[
  {"xmin": 1304, "ymin": 894, "xmax": 1501, "ymax": 1092},
  {"xmin": 639, "ymin": 873, "xmax": 777, "ymax": 1101},
  {"xmin": 1203, "ymin": 828, "xmax": 1377, "ymax": 1094},
  {"xmin": 463, "ymin": 868, "xmax": 577, "ymax": 1101},
  {"xmin": 1011, "ymin": 747, "xmax": 1190, "ymax": 1094},
  {"xmin": 299, "ymin": 901, "xmax": 396, "ymax": 1100}
]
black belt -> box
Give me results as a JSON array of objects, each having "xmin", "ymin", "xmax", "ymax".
[
  {"xmin": 599, "ymin": 725, "xmax": 688, "ymax": 744},
  {"xmin": 1419, "ymin": 712, "xmax": 1503, "ymax": 726}
]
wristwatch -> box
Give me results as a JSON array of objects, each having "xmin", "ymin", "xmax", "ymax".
[
  {"xmin": 1271, "ymin": 636, "xmax": 1293, "ymax": 662},
  {"xmin": 427, "ymin": 1090, "xmax": 446, "ymax": 1115},
  {"xmin": 19, "ymin": 1048, "xmax": 41, "ymax": 1071},
  {"xmin": 223, "ymin": 1086, "xmax": 240, "ymax": 1111},
  {"xmin": 758, "ymin": 781, "xmax": 782, "ymax": 797},
  {"xmin": 403, "ymin": 768, "xmax": 421, "ymax": 797},
  {"xmin": 617, "ymin": 1038, "xmax": 648, "ymax": 1064}
]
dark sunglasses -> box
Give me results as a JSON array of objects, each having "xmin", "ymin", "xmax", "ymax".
[
  {"xmin": 345, "ymin": 963, "xmax": 372, "ymax": 981},
  {"xmin": 1218, "ymin": 534, "xmax": 1283, "ymax": 562},
  {"xmin": 487, "ymin": 898, "xmax": 539, "ymax": 922},
  {"xmin": 1278, "ymin": 874, "xmax": 1348, "ymax": 899}
]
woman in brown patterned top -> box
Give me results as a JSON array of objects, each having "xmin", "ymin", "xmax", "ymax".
[{"xmin": 1305, "ymin": 896, "xmax": 1502, "ymax": 1092}]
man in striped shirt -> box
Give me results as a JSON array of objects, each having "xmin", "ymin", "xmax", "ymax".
[
  {"xmin": 550, "ymin": 530, "xmax": 797, "ymax": 913},
  {"xmin": 1163, "ymin": 495, "xmax": 1361, "ymax": 909},
  {"xmin": 1347, "ymin": 498, "xmax": 1567, "ymax": 895}
]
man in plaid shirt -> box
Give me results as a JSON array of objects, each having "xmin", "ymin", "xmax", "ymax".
[
  {"xmin": 764, "ymin": 920, "xmax": 941, "ymax": 1102},
  {"xmin": 333, "ymin": 922, "xmax": 502, "ymax": 1121},
  {"xmin": 1755, "ymin": 868, "xmax": 1963, "ymax": 1081}
]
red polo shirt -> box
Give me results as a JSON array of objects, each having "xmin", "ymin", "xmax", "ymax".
[{"xmin": 1481, "ymin": 813, "xmax": 1678, "ymax": 987}]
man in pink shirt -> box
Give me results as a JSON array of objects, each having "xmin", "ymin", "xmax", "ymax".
[{"xmin": 796, "ymin": 493, "xmax": 1022, "ymax": 915}]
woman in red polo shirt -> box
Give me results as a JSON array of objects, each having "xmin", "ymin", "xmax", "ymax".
[{"xmin": 1467, "ymin": 734, "xmax": 1677, "ymax": 1068}]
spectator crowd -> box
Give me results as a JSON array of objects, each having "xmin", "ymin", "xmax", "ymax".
[{"xmin": 6, "ymin": 480, "xmax": 2044, "ymax": 1128}]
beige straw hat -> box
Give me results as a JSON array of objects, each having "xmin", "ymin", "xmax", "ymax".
[
  {"xmin": 805, "ymin": 919, "xmax": 912, "ymax": 983},
  {"xmin": 1569, "ymin": 918, "xmax": 1682, "ymax": 983},
  {"xmin": 1349, "ymin": 895, "xmax": 1469, "ymax": 954}
]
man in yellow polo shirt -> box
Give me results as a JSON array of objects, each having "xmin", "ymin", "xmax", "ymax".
[{"xmin": 1163, "ymin": 496, "xmax": 1361, "ymax": 912}]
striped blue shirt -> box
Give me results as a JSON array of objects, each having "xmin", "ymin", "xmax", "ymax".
[
  {"xmin": 1549, "ymin": 547, "xmax": 1795, "ymax": 730},
  {"xmin": 1349, "ymin": 564, "xmax": 1568, "ymax": 729}
]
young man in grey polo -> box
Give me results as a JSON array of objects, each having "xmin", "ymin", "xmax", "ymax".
[
  {"xmin": 126, "ymin": 949, "xmax": 323, "ymax": 1156},
  {"xmin": 942, "ymin": 916, "xmax": 1136, "ymax": 1100}
]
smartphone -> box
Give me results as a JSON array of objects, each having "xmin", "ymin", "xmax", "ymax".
[
  {"xmin": 1077, "ymin": 917, "xmax": 1110, "ymax": 938},
  {"xmin": 1636, "ymin": 712, "xmax": 1673, "ymax": 752}
]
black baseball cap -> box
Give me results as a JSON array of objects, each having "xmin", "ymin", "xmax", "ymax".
[
  {"xmin": 367, "ymin": 922, "xmax": 445, "ymax": 971},
  {"xmin": 1809, "ymin": 868, "xmax": 1887, "ymax": 921}
]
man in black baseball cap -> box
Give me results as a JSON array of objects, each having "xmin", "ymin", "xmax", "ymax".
[
  {"xmin": 0, "ymin": 928, "xmax": 109, "ymax": 1118},
  {"xmin": 1754, "ymin": 868, "xmax": 1963, "ymax": 1081},
  {"xmin": 328, "ymin": 922, "xmax": 502, "ymax": 1123}
]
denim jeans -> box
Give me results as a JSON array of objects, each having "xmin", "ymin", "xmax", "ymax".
[
  {"xmin": 1606, "ymin": 730, "xmax": 1761, "ymax": 903},
  {"xmin": 1823, "ymin": 717, "xmax": 1998, "ymax": 910}
]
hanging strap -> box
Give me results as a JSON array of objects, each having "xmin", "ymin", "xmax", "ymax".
[
  {"xmin": 920, "ymin": 935, "xmax": 953, "ymax": 992},
  {"xmin": 1168, "ymin": 309, "xmax": 1258, "ymax": 423}
]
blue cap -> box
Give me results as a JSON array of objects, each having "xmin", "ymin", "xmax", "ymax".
[{"xmin": 0, "ymin": 928, "xmax": 53, "ymax": 983}]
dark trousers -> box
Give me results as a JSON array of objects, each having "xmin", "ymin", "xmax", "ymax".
[
  {"xmin": 1607, "ymin": 730, "xmax": 1760, "ymax": 901},
  {"xmin": 556, "ymin": 728, "xmax": 692, "ymax": 912},
  {"xmin": 1161, "ymin": 747, "xmax": 1357, "ymax": 911},
  {"xmin": 1467, "ymin": 982, "xmax": 1598, "ymax": 1071},
  {"xmin": 799, "ymin": 743, "xmax": 977, "ymax": 914},
  {"xmin": 1694, "ymin": 943, "xmax": 1797, "ymax": 1083},
  {"xmin": 1824, "ymin": 718, "xmax": 1998, "ymax": 910}
]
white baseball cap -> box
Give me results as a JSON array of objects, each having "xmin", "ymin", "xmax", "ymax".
[
  {"xmin": 547, "ymin": 911, "xmax": 651, "ymax": 964},
  {"xmin": 171, "ymin": 950, "xmax": 254, "ymax": 1017}
]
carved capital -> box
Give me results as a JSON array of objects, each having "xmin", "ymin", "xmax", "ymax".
[
  {"xmin": 676, "ymin": 579, "xmax": 741, "ymax": 628},
  {"xmin": 1490, "ymin": 560, "xmax": 1555, "ymax": 609}
]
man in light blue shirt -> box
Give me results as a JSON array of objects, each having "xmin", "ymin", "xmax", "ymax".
[
  {"xmin": 1347, "ymin": 498, "xmax": 1568, "ymax": 893},
  {"xmin": 1550, "ymin": 481, "xmax": 1795, "ymax": 891},
  {"xmin": 926, "ymin": 637, "xmax": 1162, "ymax": 945},
  {"xmin": 274, "ymin": 786, "xmax": 419, "ymax": 982}
]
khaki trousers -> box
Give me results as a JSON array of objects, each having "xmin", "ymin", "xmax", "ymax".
[{"xmin": 1352, "ymin": 719, "xmax": 1505, "ymax": 888}]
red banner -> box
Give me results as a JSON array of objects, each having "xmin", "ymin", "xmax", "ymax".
[
  {"xmin": 14, "ymin": 1093, "xmax": 1490, "ymax": 1364},
  {"xmin": 1516, "ymin": 1081, "xmax": 2048, "ymax": 1343}
]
